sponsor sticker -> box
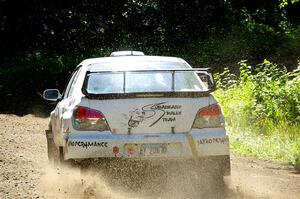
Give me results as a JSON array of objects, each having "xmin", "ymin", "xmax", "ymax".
[
  {"xmin": 197, "ymin": 137, "xmax": 229, "ymax": 145},
  {"xmin": 124, "ymin": 102, "xmax": 182, "ymax": 128},
  {"xmin": 68, "ymin": 141, "xmax": 108, "ymax": 149}
]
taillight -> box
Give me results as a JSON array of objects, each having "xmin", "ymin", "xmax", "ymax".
[
  {"xmin": 192, "ymin": 104, "xmax": 225, "ymax": 129},
  {"xmin": 72, "ymin": 106, "xmax": 110, "ymax": 131}
]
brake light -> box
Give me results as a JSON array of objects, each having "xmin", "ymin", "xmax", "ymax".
[
  {"xmin": 192, "ymin": 104, "xmax": 225, "ymax": 129},
  {"xmin": 72, "ymin": 106, "xmax": 109, "ymax": 131}
]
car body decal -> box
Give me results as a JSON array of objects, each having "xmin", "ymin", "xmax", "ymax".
[{"xmin": 124, "ymin": 102, "xmax": 182, "ymax": 128}]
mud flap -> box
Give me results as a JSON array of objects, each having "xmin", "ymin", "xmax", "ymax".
[
  {"xmin": 185, "ymin": 133, "xmax": 199, "ymax": 161},
  {"xmin": 45, "ymin": 129, "xmax": 53, "ymax": 139},
  {"xmin": 45, "ymin": 129, "xmax": 57, "ymax": 161}
]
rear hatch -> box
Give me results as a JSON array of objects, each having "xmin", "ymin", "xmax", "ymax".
[
  {"xmin": 80, "ymin": 65, "xmax": 216, "ymax": 134},
  {"xmin": 86, "ymin": 97, "xmax": 211, "ymax": 134}
]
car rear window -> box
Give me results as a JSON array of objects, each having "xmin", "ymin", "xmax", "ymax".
[{"xmin": 85, "ymin": 71, "xmax": 206, "ymax": 94}]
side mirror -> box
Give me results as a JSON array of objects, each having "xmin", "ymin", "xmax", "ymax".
[
  {"xmin": 43, "ymin": 89, "xmax": 62, "ymax": 101},
  {"xmin": 197, "ymin": 73, "xmax": 216, "ymax": 92}
]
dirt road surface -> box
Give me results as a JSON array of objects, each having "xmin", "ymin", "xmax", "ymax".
[{"xmin": 0, "ymin": 114, "xmax": 299, "ymax": 199}]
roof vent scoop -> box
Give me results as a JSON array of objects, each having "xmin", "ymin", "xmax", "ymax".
[{"xmin": 110, "ymin": 51, "xmax": 145, "ymax": 57}]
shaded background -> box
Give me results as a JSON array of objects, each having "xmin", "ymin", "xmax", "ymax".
[{"xmin": 0, "ymin": 0, "xmax": 299, "ymax": 116}]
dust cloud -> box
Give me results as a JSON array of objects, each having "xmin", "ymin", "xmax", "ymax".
[
  {"xmin": 40, "ymin": 164, "xmax": 128, "ymax": 199},
  {"xmin": 39, "ymin": 160, "xmax": 228, "ymax": 199}
]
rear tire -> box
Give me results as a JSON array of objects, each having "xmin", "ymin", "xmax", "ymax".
[
  {"xmin": 199, "ymin": 155, "xmax": 231, "ymax": 177},
  {"xmin": 197, "ymin": 156, "xmax": 230, "ymax": 197}
]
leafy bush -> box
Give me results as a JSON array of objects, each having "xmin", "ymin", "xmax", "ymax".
[{"xmin": 214, "ymin": 60, "xmax": 300, "ymax": 165}]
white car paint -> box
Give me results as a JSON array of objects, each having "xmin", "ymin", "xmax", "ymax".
[{"xmin": 47, "ymin": 54, "xmax": 230, "ymax": 162}]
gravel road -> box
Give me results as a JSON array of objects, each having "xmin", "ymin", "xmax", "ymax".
[{"xmin": 0, "ymin": 114, "xmax": 299, "ymax": 199}]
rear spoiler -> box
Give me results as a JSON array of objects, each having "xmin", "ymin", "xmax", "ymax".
[{"xmin": 82, "ymin": 68, "xmax": 215, "ymax": 99}]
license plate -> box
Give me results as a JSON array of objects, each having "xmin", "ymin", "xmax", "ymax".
[
  {"xmin": 141, "ymin": 143, "xmax": 167, "ymax": 156},
  {"xmin": 124, "ymin": 143, "xmax": 182, "ymax": 157}
]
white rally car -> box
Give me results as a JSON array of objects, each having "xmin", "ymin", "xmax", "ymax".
[{"xmin": 43, "ymin": 51, "xmax": 230, "ymax": 176}]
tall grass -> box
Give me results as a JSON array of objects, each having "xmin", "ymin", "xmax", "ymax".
[{"xmin": 214, "ymin": 60, "xmax": 300, "ymax": 166}]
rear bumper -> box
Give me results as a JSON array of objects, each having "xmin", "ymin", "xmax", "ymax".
[{"xmin": 64, "ymin": 128, "xmax": 230, "ymax": 161}]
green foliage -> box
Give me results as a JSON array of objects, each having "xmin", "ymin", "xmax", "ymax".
[
  {"xmin": 240, "ymin": 9, "xmax": 279, "ymax": 33},
  {"xmin": 0, "ymin": 0, "xmax": 232, "ymax": 56},
  {"xmin": 215, "ymin": 60, "xmax": 300, "ymax": 128},
  {"xmin": 279, "ymin": 0, "xmax": 299, "ymax": 8},
  {"xmin": 1, "ymin": 0, "xmax": 300, "ymax": 57},
  {"xmin": 215, "ymin": 60, "xmax": 300, "ymax": 165},
  {"xmin": 229, "ymin": 126, "xmax": 300, "ymax": 164}
]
